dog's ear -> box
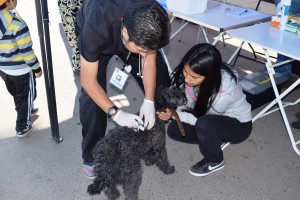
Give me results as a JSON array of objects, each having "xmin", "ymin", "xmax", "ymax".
[
  {"xmin": 154, "ymin": 85, "xmax": 167, "ymax": 111},
  {"xmin": 154, "ymin": 85, "xmax": 186, "ymax": 111},
  {"xmin": 168, "ymin": 86, "xmax": 187, "ymax": 107}
]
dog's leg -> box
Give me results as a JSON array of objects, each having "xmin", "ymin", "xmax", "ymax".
[
  {"xmin": 154, "ymin": 144, "xmax": 175, "ymax": 175},
  {"xmin": 143, "ymin": 148, "xmax": 157, "ymax": 166},
  {"xmin": 87, "ymin": 176, "xmax": 106, "ymax": 196},
  {"xmin": 123, "ymin": 167, "xmax": 142, "ymax": 200},
  {"xmin": 104, "ymin": 185, "xmax": 120, "ymax": 200},
  {"xmin": 87, "ymin": 169, "xmax": 117, "ymax": 198}
]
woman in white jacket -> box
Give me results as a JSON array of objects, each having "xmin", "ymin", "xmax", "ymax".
[{"xmin": 157, "ymin": 43, "xmax": 252, "ymax": 177}]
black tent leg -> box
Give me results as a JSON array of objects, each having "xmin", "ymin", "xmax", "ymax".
[{"xmin": 35, "ymin": 0, "xmax": 63, "ymax": 143}]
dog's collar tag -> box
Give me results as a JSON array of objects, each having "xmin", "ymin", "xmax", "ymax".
[{"xmin": 110, "ymin": 68, "xmax": 129, "ymax": 90}]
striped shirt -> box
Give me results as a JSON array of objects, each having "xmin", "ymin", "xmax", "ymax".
[{"xmin": 0, "ymin": 10, "xmax": 41, "ymax": 74}]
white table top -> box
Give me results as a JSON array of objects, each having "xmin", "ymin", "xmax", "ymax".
[
  {"xmin": 227, "ymin": 22, "xmax": 300, "ymax": 60},
  {"xmin": 158, "ymin": 0, "xmax": 271, "ymax": 32}
]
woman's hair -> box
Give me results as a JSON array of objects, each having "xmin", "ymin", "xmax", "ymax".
[{"xmin": 171, "ymin": 43, "xmax": 237, "ymax": 117}]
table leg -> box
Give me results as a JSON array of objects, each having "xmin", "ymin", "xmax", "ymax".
[
  {"xmin": 253, "ymin": 49, "xmax": 300, "ymax": 156},
  {"xmin": 159, "ymin": 48, "xmax": 172, "ymax": 75},
  {"xmin": 170, "ymin": 21, "xmax": 189, "ymax": 40},
  {"xmin": 160, "ymin": 19, "xmax": 189, "ymax": 75},
  {"xmin": 227, "ymin": 41, "xmax": 244, "ymax": 65},
  {"xmin": 211, "ymin": 32, "xmax": 224, "ymax": 46},
  {"xmin": 200, "ymin": 26, "xmax": 209, "ymax": 43}
]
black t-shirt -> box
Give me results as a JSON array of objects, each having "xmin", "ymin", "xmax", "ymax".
[{"xmin": 76, "ymin": 0, "xmax": 153, "ymax": 62}]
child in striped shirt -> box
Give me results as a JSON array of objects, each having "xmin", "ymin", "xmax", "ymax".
[{"xmin": 0, "ymin": 0, "xmax": 43, "ymax": 137}]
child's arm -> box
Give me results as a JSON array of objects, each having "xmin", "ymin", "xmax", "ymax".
[{"xmin": 15, "ymin": 22, "xmax": 42, "ymax": 76}]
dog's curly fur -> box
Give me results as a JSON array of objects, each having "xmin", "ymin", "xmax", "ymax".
[{"xmin": 87, "ymin": 86, "xmax": 186, "ymax": 200}]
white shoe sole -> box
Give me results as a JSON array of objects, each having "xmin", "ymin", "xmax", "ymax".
[
  {"xmin": 189, "ymin": 165, "xmax": 224, "ymax": 177},
  {"xmin": 16, "ymin": 128, "xmax": 32, "ymax": 138},
  {"xmin": 83, "ymin": 171, "xmax": 95, "ymax": 180}
]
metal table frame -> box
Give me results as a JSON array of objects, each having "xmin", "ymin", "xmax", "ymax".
[
  {"xmin": 227, "ymin": 22, "xmax": 300, "ymax": 156},
  {"xmin": 158, "ymin": 0, "xmax": 271, "ymax": 73}
]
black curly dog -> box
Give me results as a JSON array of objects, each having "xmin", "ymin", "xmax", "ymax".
[{"xmin": 87, "ymin": 86, "xmax": 187, "ymax": 200}]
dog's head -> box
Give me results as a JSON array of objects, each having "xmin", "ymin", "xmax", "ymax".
[{"xmin": 154, "ymin": 85, "xmax": 187, "ymax": 112}]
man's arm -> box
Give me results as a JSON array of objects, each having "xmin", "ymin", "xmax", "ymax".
[
  {"xmin": 142, "ymin": 51, "xmax": 157, "ymax": 101},
  {"xmin": 80, "ymin": 55, "xmax": 144, "ymax": 129},
  {"xmin": 139, "ymin": 51, "xmax": 157, "ymax": 129},
  {"xmin": 80, "ymin": 55, "xmax": 114, "ymax": 113}
]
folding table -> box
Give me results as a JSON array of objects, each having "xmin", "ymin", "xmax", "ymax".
[
  {"xmin": 227, "ymin": 22, "xmax": 300, "ymax": 156},
  {"xmin": 157, "ymin": 0, "xmax": 271, "ymax": 72}
]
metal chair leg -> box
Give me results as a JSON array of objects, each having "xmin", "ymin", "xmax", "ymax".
[{"xmin": 178, "ymin": 20, "xmax": 184, "ymax": 42}]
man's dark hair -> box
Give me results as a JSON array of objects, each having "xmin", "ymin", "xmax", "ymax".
[{"xmin": 123, "ymin": 1, "xmax": 171, "ymax": 51}]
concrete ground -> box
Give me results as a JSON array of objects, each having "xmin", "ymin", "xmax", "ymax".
[{"xmin": 0, "ymin": 0, "xmax": 299, "ymax": 200}]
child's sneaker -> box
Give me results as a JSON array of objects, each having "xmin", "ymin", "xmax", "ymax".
[
  {"xmin": 83, "ymin": 163, "xmax": 95, "ymax": 179},
  {"xmin": 189, "ymin": 158, "xmax": 224, "ymax": 177},
  {"xmin": 31, "ymin": 108, "xmax": 39, "ymax": 116},
  {"xmin": 16, "ymin": 123, "xmax": 32, "ymax": 138}
]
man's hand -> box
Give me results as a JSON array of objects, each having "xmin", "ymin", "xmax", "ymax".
[
  {"xmin": 139, "ymin": 99, "xmax": 155, "ymax": 130},
  {"xmin": 113, "ymin": 110, "xmax": 144, "ymax": 131}
]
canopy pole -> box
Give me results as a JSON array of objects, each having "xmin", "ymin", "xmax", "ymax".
[{"xmin": 34, "ymin": 0, "xmax": 62, "ymax": 143}]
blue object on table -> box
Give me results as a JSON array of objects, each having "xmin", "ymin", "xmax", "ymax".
[{"xmin": 157, "ymin": 0, "xmax": 167, "ymax": 9}]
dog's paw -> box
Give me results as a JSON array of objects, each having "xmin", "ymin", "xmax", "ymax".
[
  {"xmin": 163, "ymin": 165, "xmax": 175, "ymax": 174},
  {"xmin": 87, "ymin": 184, "xmax": 100, "ymax": 196}
]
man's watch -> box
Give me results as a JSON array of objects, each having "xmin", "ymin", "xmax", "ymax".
[{"xmin": 107, "ymin": 106, "xmax": 119, "ymax": 118}]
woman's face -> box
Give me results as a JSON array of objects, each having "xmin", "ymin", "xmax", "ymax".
[{"xmin": 183, "ymin": 64, "xmax": 205, "ymax": 87}]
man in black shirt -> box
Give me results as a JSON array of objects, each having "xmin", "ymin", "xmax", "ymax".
[{"xmin": 76, "ymin": 0, "xmax": 171, "ymax": 178}]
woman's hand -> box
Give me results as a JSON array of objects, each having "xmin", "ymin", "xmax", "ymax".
[{"xmin": 156, "ymin": 108, "xmax": 173, "ymax": 121}]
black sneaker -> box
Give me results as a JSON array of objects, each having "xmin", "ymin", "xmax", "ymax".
[
  {"xmin": 189, "ymin": 158, "xmax": 224, "ymax": 177},
  {"xmin": 31, "ymin": 108, "xmax": 39, "ymax": 116},
  {"xmin": 16, "ymin": 123, "xmax": 32, "ymax": 138},
  {"xmin": 221, "ymin": 142, "xmax": 230, "ymax": 150}
]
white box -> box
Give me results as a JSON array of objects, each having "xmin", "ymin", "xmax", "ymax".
[{"xmin": 166, "ymin": 0, "xmax": 208, "ymax": 14}]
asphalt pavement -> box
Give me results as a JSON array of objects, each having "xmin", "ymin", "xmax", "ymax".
[{"xmin": 0, "ymin": 1, "xmax": 299, "ymax": 200}]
